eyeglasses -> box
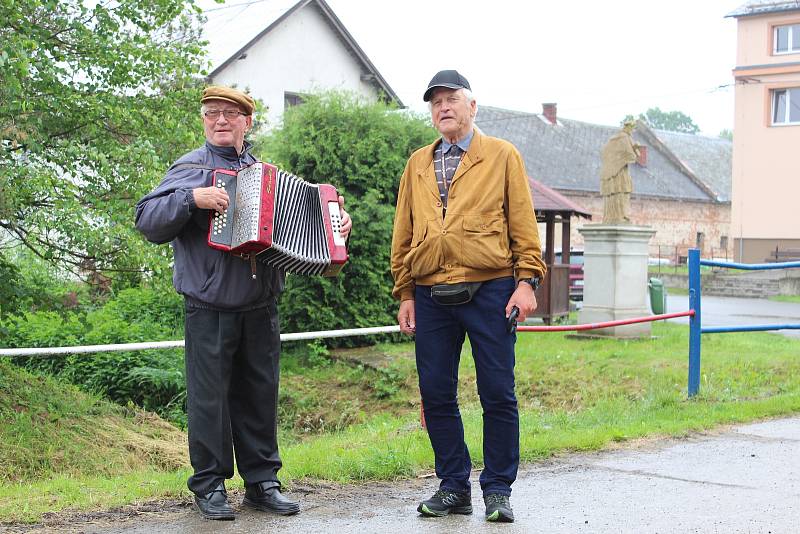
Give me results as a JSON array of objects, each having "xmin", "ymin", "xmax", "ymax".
[{"xmin": 203, "ymin": 109, "xmax": 248, "ymax": 120}]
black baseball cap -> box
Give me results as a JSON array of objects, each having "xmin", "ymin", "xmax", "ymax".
[{"xmin": 423, "ymin": 70, "xmax": 471, "ymax": 102}]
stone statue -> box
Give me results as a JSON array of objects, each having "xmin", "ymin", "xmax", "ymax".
[{"xmin": 600, "ymin": 121, "xmax": 641, "ymax": 224}]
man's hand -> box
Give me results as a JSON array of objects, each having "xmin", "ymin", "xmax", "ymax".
[
  {"xmin": 505, "ymin": 281, "xmax": 538, "ymax": 322},
  {"xmin": 193, "ymin": 186, "xmax": 229, "ymax": 214},
  {"xmin": 398, "ymin": 299, "xmax": 416, "ymax": 335},
  {"xmin": 338, "ymin": 195, "xmax": 352, "ymax": 240}
]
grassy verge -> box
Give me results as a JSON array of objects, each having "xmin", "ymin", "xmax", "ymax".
[
  {"xmin": 664, "ymin": 286, "xmax": 688, "ymax": 296},
  {"xmin": 0, "ymin": 361, "xmax": 188, "ymax": 482},
  {"xmin": 770, "ymin": 294, "xmax": 800, "ymax": 303},
  {"xmin": 649, "ymin": 266, "xmax": 749, "ymax": 277},
  {"xmin": 282, "ymin": 322, "xmax": 800, "ymax": 479},
  {"xmin": 3, "ymin": 322, "xmax": 800, "ymax": 523}
]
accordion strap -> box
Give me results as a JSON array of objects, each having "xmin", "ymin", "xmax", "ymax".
[
  {"xmin": 172, "ymin": 163, "xmax": 216, "ymax": 171},
  {"xmin": 172, "ymin": 162, "xmax": 264, "ymax": 172}
]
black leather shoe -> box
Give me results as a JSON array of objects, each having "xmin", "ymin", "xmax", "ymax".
[
  {"xmin": 243, "ymin": 482, "xmax": 300, "ymax": 515},
  {"xmin": 194, "ymin": 482, "xmax": 235, "ymax": 520}
]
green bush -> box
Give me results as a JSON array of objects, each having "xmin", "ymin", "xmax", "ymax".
[
  {"xmin": 1, "ymin": 311, "xmax": 86, "ymax": 375},
  {"xmin": 258, "ymin": 92, "xmax": 437, "ymax": 345},
  {"xmin": 2, "ymin": 287, "xmax": 186, "ymax": 424},
  {"xmin": 83, "ymin": 287, "xmax": 184, "ymax": 343}
]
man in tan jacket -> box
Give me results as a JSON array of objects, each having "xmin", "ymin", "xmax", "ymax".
[{"xmin": 390, "ymin": 70, "xmax": 546, "ymax": 523}]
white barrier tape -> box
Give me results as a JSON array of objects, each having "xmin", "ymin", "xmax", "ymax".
[
  {"xmin": 0, "ymin": 325, "xmax": 402, "ymax": 358},
  {"xmin": 280, "ymin": 325, "xmax": 400, "ymax": 341},
  {"xmin": 0, "ymin": 340, "xmax": 185, "ymax": 357}
]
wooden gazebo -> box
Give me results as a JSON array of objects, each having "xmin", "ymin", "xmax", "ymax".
[{"xmin": 528, "ymin": 178, "xmax": 592, "ymax": 323}]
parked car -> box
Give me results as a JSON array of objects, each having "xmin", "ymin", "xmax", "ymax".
[{"xmin": 554, "ymin": 250, "xmax": 584, "ymax": 301}]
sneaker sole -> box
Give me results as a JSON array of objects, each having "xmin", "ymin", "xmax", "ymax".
[
  {"xmin": 486, "ymin": 510, "xmax": 514, "ymax": 523},
  {"xmin": 242, "ymin": 498, "xmax": 300, "ymax": 516},
  {"xmin": 418, "ymin": 503, "xmax": 473, "ymax": 517}
]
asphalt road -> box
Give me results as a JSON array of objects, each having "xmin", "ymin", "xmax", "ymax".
[
  {"xmin": 665, "ymin": 293, "xmax": 800, "ymax": 338},
  {"xmin": 77, "ymin": 416, "xmax": 800, "ymax": 534}
]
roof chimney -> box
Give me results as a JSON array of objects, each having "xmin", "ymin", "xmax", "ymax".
[
  {"xmin": 542, "ymin": 102, "xmax": 557, "ymax": 125},
  {"xmin": 637, "ymin": 145, "xmax": 648, "ymax": 166}
]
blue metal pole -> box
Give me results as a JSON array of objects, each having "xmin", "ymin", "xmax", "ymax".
[
  {"xmin": 702, "ymin": 323, "xmax": 800, "ymax": 334},
  {"xmin": 700, "ymin": 259, "xmax": 800, "ymax": 270},
  {"xmin": 688, "ymin": 248, "xmax": 701, "ymax": 397}
]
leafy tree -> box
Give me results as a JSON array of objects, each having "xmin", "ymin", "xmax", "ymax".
[
  {"xmin": 0, "ymin": 0, "xmax": 209, "ymax": 287},
  {"xmin": 258, "ymin": 92, "xmax": 438, "ymax": 345},
  {"xmin": 623, "ymin": 107, "xmax": 700, "ymax": 134},
  {"xmin": 0, "ymin": 246, "xmax": 87, "ymax": 319},
  {"xmin": 0, "ymin": 256, "xmax": 25, "ymax": 318},
  {"xmin": 719, "ymin": 129, "xmax": 733, "ymax": 141}
]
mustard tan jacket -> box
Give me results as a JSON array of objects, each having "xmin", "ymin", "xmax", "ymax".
[{"xmin": 391, "ymin": 129, "xmax": 546, "ymax": 301}]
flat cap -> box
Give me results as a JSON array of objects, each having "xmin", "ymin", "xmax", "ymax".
[
  {"xmin": 201, "ymin": 86, "xmax": 255, "ymax": 115},
  {"xmin": 423, "ymin": 70, "xmax": 471, "ymax": 102}
]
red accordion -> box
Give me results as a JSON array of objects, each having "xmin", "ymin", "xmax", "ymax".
[{"xmin": 207, "ymin": 162, "xmax": 347, "ymax": 277}]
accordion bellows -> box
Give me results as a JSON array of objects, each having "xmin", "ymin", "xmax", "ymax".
[{"xmin": 207, "ymin": 162, "xmax": 347, "ymax": 277}]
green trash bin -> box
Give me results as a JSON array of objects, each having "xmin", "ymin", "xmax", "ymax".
[{"xmin": 648, "ymin": 277, "xmax": 667, "ymax": 315}]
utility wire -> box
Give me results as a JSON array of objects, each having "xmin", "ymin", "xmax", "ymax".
[{"xmin": 204, "ymin": 0, "xmax": 270, "ymax": 12}]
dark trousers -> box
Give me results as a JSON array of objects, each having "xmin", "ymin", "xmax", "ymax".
[
  {"xmin": 415, "ymin": 277, "xmax": 519, "ymax": 496},
  {"xmin": 184, "ymin": 302, "xmax": 282, "ymax": 495}
]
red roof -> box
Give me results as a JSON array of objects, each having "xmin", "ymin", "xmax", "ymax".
[{"xmin": 529, "ymin": 177, "xmax": 592, "ymax": 218}]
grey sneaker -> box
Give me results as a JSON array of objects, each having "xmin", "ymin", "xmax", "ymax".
[
  {"xmin": 484, "ymin": 493, "xmax": 514, "ymax": 522},
  {"xmin": 417, "ymin": 489, "xmax": 473, "ymax": 517}
]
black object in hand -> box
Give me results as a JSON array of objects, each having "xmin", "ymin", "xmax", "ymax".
[{"xmin": 507, "ymin": 306, "xmax": 519, "ymax": 334}]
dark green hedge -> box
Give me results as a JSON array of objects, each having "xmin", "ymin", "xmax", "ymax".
[{"xmin": 258, "ymin": 92, "xmax": 437, "ymax": 346}]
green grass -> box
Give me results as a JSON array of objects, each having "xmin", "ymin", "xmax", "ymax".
[
  {"xmin": 3, "ymin": 322, "xmax": 800, "ymax": 523},
  {"xmin": 770, "ymin": 294, "xmax": 800, "ymax": 303},
  {"xmin": 0, "ymin": 470, "xmax": 192, "ymax": 522},
  {"xmin": 664, "ymin": 286, "xmax": 688, "ymax": 296},
  {"xmin": 0, "ymin": 361, "xmax": 188, "ymax": 484},
  {"xmin": 649, "ymin": 266, "xmax": 749, "ymax": 277}
]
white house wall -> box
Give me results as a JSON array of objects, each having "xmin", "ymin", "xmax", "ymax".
[{"xmin": 210, "ymin": 3, "xmax": 381, "ymax": 127}]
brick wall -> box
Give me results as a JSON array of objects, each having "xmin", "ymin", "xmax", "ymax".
[
  {"xmin": 547, "ymin": 192, "xmax": 732, "ymax": 260},
  {"xmin": 653, "ymin": 271, "xmax": 800, "ymax": 298}
]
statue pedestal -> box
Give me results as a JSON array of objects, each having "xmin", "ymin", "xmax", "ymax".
[{"xmin": 577, "ymin": 224, "xmax": 656, "ymax": 338}]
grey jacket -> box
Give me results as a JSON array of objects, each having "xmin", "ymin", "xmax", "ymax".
[{"xmin": 135, "ymin": 141, "xmax": 284, "ymax": 311}]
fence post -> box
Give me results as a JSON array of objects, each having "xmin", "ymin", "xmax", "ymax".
[
  {"xmin": 688, "ymin": 248, "xmax": 701, "ymax": 397},
  {"xmin": 673, "ymin": 245, "xmax": 679, "ymax": 274}
]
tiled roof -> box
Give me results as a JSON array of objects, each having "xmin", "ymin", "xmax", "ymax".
[
  {"xmin": 650, "ymin": 130, "xmax": 732, "ymax": 202},
  {"xmin": 475, "ymin": 106, "xmax": 731, "ymax": 203},
  {"xmin": 530, "ymin": 178, "xmax": 592, "ymax": 218},
  {"xmin": 727, "ymin": 1, "xmax": 800, "ymax": 17}
]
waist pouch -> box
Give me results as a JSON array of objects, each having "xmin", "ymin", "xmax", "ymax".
[{"xmin": 430, "ymin": 282, "xmax": 483, "ymax": 306}]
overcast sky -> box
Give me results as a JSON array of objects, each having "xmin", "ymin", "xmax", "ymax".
[{"xmin": 200, "ymin": 0, "xmax": 746, "ymax": 136}]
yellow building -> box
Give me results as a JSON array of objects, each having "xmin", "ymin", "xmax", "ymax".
[{"xmin": 728, "ymin": 1, "xmax": 800, "ymax": 262}]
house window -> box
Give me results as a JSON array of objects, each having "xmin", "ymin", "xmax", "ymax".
[
  {"xmin": 720, "ymin": 236, "xmax": 728, "ymax": 250},
  {"xmin": 774, "ymin": 24, "xmax": 800, "ymax": 54},
  {"xmin": 284, "ymin": 92, "xmax": 306, "ymax": 109},
  {"xmin": 696, "ymin": 232, "xmax": 705, "ymax": 250},
  {"xmin": 772, "ymin": 88, "xmax": 800, "ymax": 124}
]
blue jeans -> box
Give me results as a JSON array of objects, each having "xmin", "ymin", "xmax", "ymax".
[{"xmin": 415, "ymin": 277, "xmax": 519, "ymax": 496}]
